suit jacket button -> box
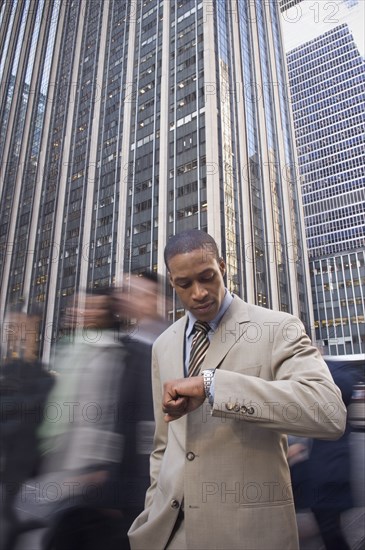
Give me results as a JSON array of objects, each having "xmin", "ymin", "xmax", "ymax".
[
  {"xmin": 186, "ymin": 451, "xmax": 195, "ymax": 461},
  {"xmin": 240, "ymin": 405, "xmax": 247, "ymax": 414},
  {"xmin": 226, "ymin": 402, "xmax": 234, "ymax": 410},
  {"xmin": 170, "ymin": 499, "xmax": 179, "ymax": 509},
  {"xmin": 247, "ymin": 406, "xmax": 255, "ymax": 415},
  {"xmin": 233, "ymin": 403, "xmax": 240, "ymax": 412}
]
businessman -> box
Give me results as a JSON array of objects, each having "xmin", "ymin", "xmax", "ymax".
[{"xmin": 129, "ymin": 229, "xmax": 346, "ymax": 550}]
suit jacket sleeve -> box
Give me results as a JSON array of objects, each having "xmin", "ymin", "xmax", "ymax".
[{"xmin": 212, "ymin": 313, "xmax": 346, "ymax": 439}]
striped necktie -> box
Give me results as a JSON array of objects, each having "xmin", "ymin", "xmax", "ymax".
[{"xmin": 188, "ymin": 321, "xmax": 211, "ymax": 377}]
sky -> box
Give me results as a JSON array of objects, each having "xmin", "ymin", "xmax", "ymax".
[{"xmin": 280, "ymin": 0, "xmax": 365, "ymax": 57}]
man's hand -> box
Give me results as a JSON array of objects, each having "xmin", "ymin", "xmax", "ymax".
[
  {"xmin": 162, "ymin": 377, "xmax": 205, "ymax": 422},
  {"xmin": 287, "ymin": 443, "xmax": 309, "ymax": 467}
]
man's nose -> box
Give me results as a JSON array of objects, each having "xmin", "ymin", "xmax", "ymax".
[{"xmin": 192, "ymin": 282, "xmax": 208, "ymax": 300}]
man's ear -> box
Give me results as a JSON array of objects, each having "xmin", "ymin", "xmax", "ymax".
[
  {"xmin": 218, "ymin": 257, "xmax": 226, "ymax": 277},
  {"xmin": 168, "ymin": 271, "xmax": 175, "ymax": 288}
]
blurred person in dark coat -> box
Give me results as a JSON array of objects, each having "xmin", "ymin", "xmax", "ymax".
[
  {"xmin": 288, "ymin": 358, "xmax": 357, "ymax": 550},
  {"xmin": 287, "ymin": 435, "xmax": 312, "ymax": 511},
  {"xmin": 116, "ymin": 271, "xmax": 170, "ymax": 535},
  {"xmin": 0, "ymin": 308, "xmax": 54, "ymax": 550},
  {"xmin": 307, "ymin": 359, "xmax": 357, "ymax": 550}
]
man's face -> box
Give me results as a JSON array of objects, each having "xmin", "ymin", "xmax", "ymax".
[{"xmin": 168, "ymin": 248, "xmax": 226, "ymax": 321}]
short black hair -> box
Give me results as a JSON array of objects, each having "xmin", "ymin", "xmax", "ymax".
[{"xmin": 164, "ymin": 229, "xmax": 220, "ymax": 270}]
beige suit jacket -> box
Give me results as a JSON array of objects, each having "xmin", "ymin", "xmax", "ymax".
[{"xmin": 129, "ymin": 296, "xmax": 346, "ymax": 550}]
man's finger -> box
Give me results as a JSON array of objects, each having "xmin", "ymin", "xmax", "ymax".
[{"xmin": 164, "ymin": 412, "xmax": 183, "ymax": 423}]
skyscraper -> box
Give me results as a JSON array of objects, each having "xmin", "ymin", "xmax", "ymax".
[
  {"xmin": 285, "ymin": 20, "xmax": 365, "ymax": 355},
  {"xmin": 279, "ymin": 0, "xmax": 304, "ymax": 12},
  {"xmin": 0, "ymin": 0, "xmax": 312, "ymax": 362}
]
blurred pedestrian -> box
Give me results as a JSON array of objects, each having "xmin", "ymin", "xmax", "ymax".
[
  {"xmin": 0, "ymin": 307, "xmax": 54, "ymax": 550},
  {"xmin": 307, "ymin": 359, "xmax": 357, "ymax": 550},
  {"xmin": 12, "ymin": 289, "xmax": 129, "ymax": 550},
  {"xmin": 116, "ymin": 271, "xmax": 170, "ymax": 532}
]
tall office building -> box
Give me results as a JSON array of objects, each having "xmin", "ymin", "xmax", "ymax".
[
  {"xmin": 285, "ymin": 22, "xmax": 365, "ymax": 355},
  {"xmin": 0, "ymin": 0, "xmax": 312, "ymax": 362},
  {"xmin": 279, "ymin": 0, "xmax": 304, "ymax": 12}
]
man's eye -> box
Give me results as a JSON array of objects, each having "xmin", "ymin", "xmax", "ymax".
[
  {"xmin": 201, "ymin": 273, "xmax": 214, "ymax": 282},
  {"xmin": 179, "ymin": 282, "xmax": 191, "ymax": 289}
]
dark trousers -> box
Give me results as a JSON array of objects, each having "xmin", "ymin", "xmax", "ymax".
[
  {"xmin": 312, "ymin": 508, "xmax": 350, "ymax": 550},
  {"xmin": 46, "ymin": 508, "xmax": 130, "ymax": 550}
]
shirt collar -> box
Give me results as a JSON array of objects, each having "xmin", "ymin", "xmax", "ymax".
[{"xmin": 186, "ymin": 289, "xmax": 233, "ymax": 338}]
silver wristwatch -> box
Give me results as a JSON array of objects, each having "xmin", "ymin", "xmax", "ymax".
[{"xmin": 202, "ymin": 369, "xmax": 215, "ymax": 400}]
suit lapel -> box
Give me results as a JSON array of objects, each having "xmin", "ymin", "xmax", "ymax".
[
  {"xmin": 166, "ymin": 315, "xmax": 188, "ymax": 379},
  {"xmin": 203, "ymin": 295, "xmax": 251, "ymax": 370}
]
